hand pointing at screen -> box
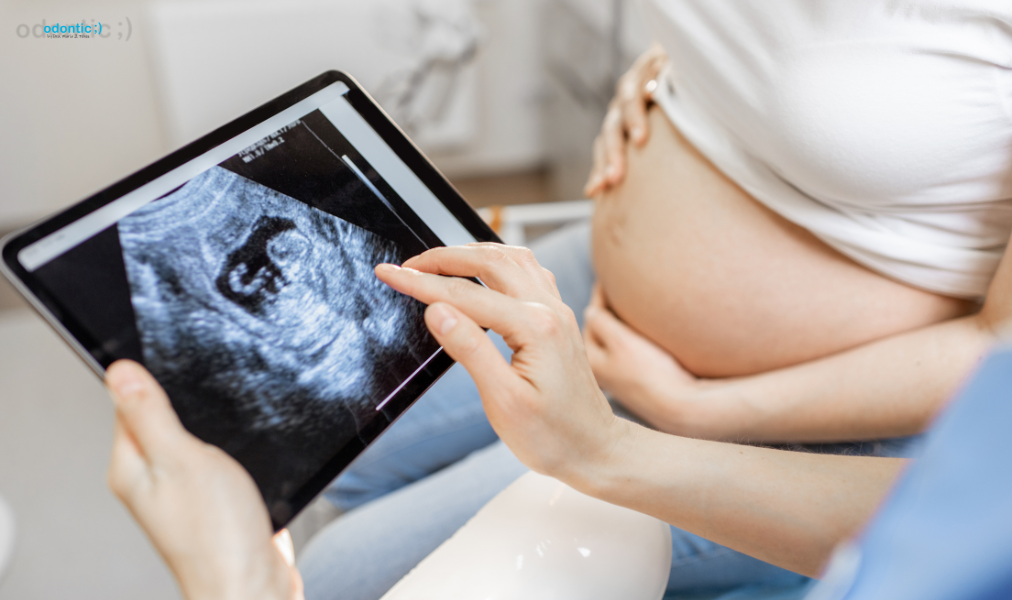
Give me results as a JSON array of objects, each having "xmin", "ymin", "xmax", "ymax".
[{"xmin": 375, "ymin": 246, "xmax": 625, "ymax": 485}]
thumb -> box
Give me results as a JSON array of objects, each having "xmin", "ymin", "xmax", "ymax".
[{"xmin": 105, "ymin": 360, "xmax": 189, "ymax": 461}]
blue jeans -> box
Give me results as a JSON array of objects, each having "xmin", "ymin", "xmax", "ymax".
[{"xmin": 298, "ymin": 222, "xmax": 911, "ymax": 600}]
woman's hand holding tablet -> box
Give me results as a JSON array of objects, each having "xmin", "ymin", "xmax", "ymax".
[{"xmin": 106, "ymin": 361, "xmax": 304, "ymax": 600}]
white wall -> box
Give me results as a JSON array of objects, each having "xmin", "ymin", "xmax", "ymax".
[
  {"xmin": 429, "ymin": 0, "xmax": 549, "ymax": 177},
  {"xmin": 0, "ymin": 0, "xmax": 164, "ymax": 229},
  {"xmin": 0, "ymin": 0, "xmax": 554, "ymax": 230}
]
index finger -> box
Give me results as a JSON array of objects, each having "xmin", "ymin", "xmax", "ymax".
[
  {"xmin": 377, "ymin": 264, "xmax": 546, "ymax": 348},
  {"xmin": 403, "ymin": 244, "xmax": 559, "ymax": 302}
]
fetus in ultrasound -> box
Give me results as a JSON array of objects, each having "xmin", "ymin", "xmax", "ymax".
[{"xmin": 117, "ymin": 166, "xmax": 436, "ymax": 457}]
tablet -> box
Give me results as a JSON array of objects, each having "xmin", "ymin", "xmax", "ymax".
[{"xmin": 1, "ymin": 71, "xmax": 499, "ymax": 529}]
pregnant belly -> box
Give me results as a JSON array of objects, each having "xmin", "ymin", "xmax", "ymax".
[{"xmin": 591, "ymin": 108, "xmax": 971, "ymax": 378}]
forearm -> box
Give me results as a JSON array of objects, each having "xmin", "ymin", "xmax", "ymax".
[
  {"xmin": 689, "ymin": 314, "xmax": 997, "ymax": 443},
  {"xmin": 572, "ymin": 420, "xmax": 906, "ymax": 577}
]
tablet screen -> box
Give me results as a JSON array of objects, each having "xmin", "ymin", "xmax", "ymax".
[{"xmin": 4, "ymin": 75, "xmax": 490, "ymax": 526}]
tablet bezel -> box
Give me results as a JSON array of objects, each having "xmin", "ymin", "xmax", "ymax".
[{"xmin": 0, "ymin": 70, "xmax": 502, "ymax": 529}]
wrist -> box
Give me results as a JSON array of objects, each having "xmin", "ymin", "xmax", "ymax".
[
  {"xmin": 629, "ymin": 377, "xmax": 705, "ymax": 438},
  {"xmin": 561, "ymin": 416, "xmax": 641, "ymax": 500},
  {"xmin": 659, "ymin": 380, "xmax": 743, "ymax": 441}
]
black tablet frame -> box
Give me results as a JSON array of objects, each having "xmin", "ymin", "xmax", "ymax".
[{"xmin": 0, "ymin": 70, "xmax": 502, "ymax": 529}]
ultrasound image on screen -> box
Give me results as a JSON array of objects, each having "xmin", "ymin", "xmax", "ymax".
[{"xmin": 113, "ymin": 113, "xmax": 442, "ymax": 517}]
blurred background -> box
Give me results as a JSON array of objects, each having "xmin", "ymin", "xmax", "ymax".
[{"xmin": 0, "ymin": 0, "xmax": 648, "ymax": 597}]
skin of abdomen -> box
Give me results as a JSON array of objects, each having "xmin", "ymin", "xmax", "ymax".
[{"xmin": 591, "ymin": 108, "xmax": 972, "ymax": 378}]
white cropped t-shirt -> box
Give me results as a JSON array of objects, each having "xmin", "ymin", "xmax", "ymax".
[{"xmin": 643, "ymin": 0, "xmax": 1012, "ymax": 299}]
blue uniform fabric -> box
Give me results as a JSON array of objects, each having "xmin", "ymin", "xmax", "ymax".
[{"xmin": 805, "ymin": 347, "xmax": 1012, "ymax": 600}]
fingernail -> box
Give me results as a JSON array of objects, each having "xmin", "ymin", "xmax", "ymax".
[
  {"xmin": 111, "ymin": 369, "xmax": 145, "ymax": 404},
  {"xmin": 631, "ymin": 127, "xmax": 643, "ymax": 141},
  {"xmin": 430, "ymin": 304, "xmax": 458, "ymax": 336},
  {"xmin": 376, "ymin": 263, "xmax": 400, "ymax": 274},
  {"xmin": 441, "ymin": 316, "xmax": 458, "ymax": 335}
]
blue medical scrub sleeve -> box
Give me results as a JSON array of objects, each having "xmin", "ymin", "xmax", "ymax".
[{"xmin": 809, "ymin": 347, "xmax": 1012, "ymax": 600}]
